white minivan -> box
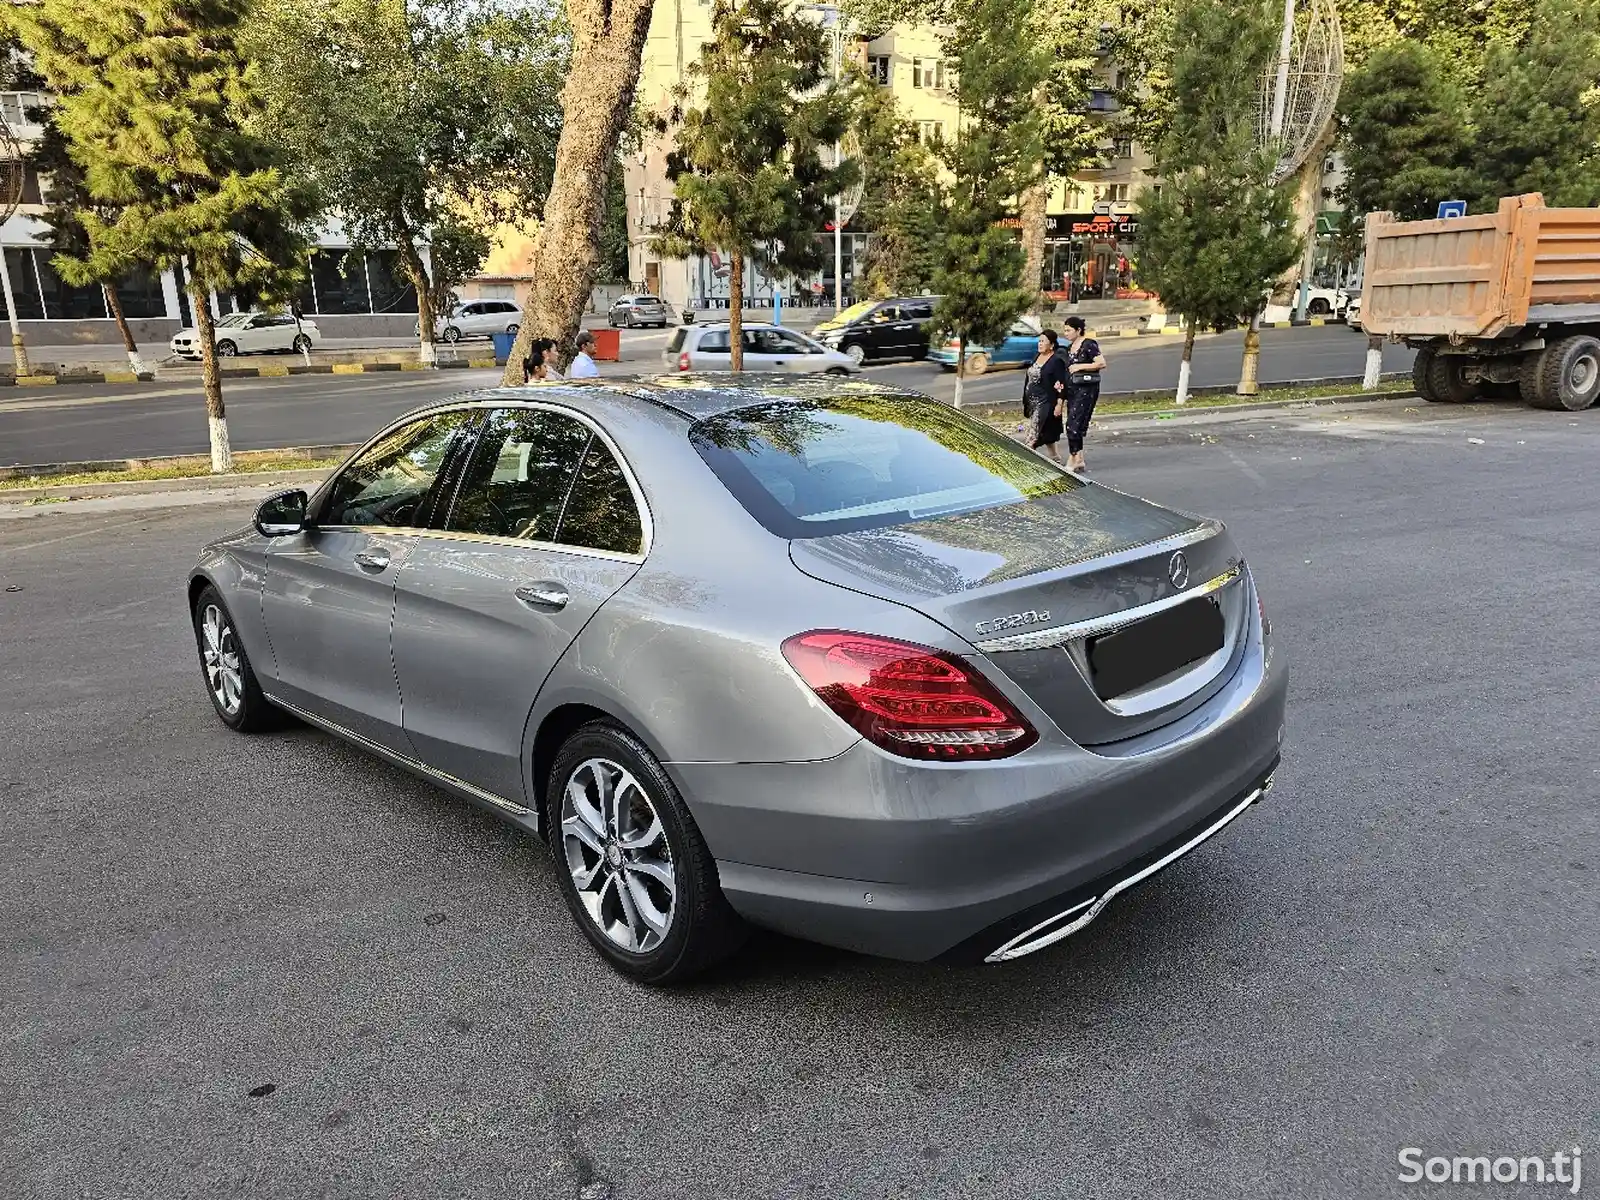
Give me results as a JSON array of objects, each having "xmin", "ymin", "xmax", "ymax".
[{"xmin": 424, "ymin": 300, "xmax": 523, "ymax": 343}]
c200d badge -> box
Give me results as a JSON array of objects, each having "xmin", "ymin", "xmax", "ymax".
[{"xmin": 975, "ymin": 609, "xmax": 1050, "ymax": 635}]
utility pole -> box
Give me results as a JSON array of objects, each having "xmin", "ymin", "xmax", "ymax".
[{"xmin": 830, "ymin": 13, "xmax": 843, "ymax": 317}]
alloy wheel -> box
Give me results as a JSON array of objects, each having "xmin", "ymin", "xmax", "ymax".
[
  {"xmin": 561, "ymin": 757, "xmax": 677, "ymax": 953},
  {"xmin": 845, "ymin": 343, "xmax": 865, "ymax": 366},
  {"xmin": 201, "ymin": 604, "xmax": 244, "ymax": 715}
]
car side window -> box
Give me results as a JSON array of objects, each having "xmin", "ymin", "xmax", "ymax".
[
  {"xmin": 903, "ymin": 303, "xmax": 933, "ymax": 321},
  {"xmin": 556, "ymin": 436, "xmax": 645, "ymax": 556},
  {"xmin": 698, "ymin": 330, "xmax": 730, "ymax": 352},
  {"xmin": 871, "ymin": 306, "xmax": 898, "ymax": 322},
  {"xmin": 773, "ymin": 330, "xmax": 812, "ymax": 353},
  {"xmin": 447, "ymin": 408, "xmax": 593, "ymax": 542},
  {"xmin": 319, "ymin": 412, "xmax": 477, "ymax": 529}
]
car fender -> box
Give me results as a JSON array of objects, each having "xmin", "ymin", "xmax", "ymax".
[{"xmin": 188, "ymin": 535, "xmax": 276, "ymax": 680}]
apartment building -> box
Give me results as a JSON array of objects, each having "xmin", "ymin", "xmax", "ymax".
[{"xmin": 624, "ymin": 1, "xmax": 1157, "ymax": 310}]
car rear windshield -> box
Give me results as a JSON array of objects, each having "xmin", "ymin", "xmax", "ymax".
[
  {"xmin": 690, "ymin": 395, "xmax": 1081, "ymax": 539},
  {"xmin": 667, "ymin": 328, "xmax": 687, "ymax": 353}
]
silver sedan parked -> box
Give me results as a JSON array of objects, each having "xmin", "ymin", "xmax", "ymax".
[{"xmin": 189, "ymin": 376, "xmax": 1287, "ymax": 983}]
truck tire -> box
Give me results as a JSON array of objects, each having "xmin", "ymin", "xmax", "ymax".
[
  {"xmin": 1424, "ymin": 353, "xmax": 1479, "ymax": 403},
  {"xmin": 1517, "ymin": 351, "xmax": 1552, "ymax": 407},
  {"xmin": 1412, "ymin": 349, "xmax": 1439, "ymax": 402},
  {"xmin": 1532, "ymin": 334, "xmax": 1600, "ymax": 410}
]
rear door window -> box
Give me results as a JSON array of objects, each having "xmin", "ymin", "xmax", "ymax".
[
  {"xmin": 697, "ymin": 330, "xmax": 731, "ymax": 353},
  {"xmin": 691, "ymin": 395, "xmax": 1080, "ymax": 539},
  {"xmin": 447, "ymin": 408, "xmax": 593, "ymax": 542}
]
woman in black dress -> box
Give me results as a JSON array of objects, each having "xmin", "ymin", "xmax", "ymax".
[
  {"xmin": 1022, "ymin": 329, "xmax": 1069, "ymax": 463},
  {"xmin": 1062, "ymin": 315, "xmax": 1107, "ymax": 473}
]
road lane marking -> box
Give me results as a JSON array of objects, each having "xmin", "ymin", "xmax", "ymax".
[{"xmin": 0, "ymin": 513, "xmax": 162, "ymax": 554}]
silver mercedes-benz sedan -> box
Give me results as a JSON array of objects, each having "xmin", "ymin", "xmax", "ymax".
[{"xmin": 188, "ymin": 376, "xmax": 1287, "ymax": 983}]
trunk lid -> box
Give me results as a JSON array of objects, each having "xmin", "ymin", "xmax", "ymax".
[{"xmin": 789, "ymin": 485, "xmax": 1251, "ymax": 746}]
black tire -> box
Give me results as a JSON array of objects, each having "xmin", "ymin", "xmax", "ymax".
[
  {"xmin": 1517, "ymin": 350, "xmax": 1550, "ymax": 407},
  {"xmin": 507, "ymin": 323, "xmax": 520, "ymax": 337},
  {"xmin": 442, "ymin": 326, "xmax": 461, "ymax": 344},
  {"xmin": 1309, "ymin": 298, "xmax": 1332, "ymax": 315},
  {"xmin": 548, "ymin": 721, "xmax": 747, "ymax": 983},
  {"xmin": 1531, "ymin": 334, "xmax": 1600, "ymax": 411},
  {"xmin": 1412, "ymin": 348, "xmax": 1439, "ymax": 401},
  {"xmin": 291, "ymin": 334, "xmax": 311, "ymax": 354},
  {"xmin": 1424, "ymin": 352, "xmax": 1479, "ymax": 403},
  {"xmin": 824, "ymin": 366, "xmax": 850, "ymax": 375},
  {"xmin": 192, "ymin": 585, "xmax": 280, "ymax": 732},
  {"xmin": 216, "ymin": 339, "xmax": 238, "ymax": 358}
]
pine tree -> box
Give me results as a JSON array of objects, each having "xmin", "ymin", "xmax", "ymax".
[
  {"xmin": 655, "ymin": 0, "xmax": 855, "ymax": 370},
  {"xmin": 929, "ymin": 0, "xmax": 1045, "ymax": 408},
  {"xmin": 25, "ymin": 111, "xmax": 150, "ymax": 373},
  {"xmin": 1134, "ymin": 0, "xmax": 1299, "ymax": 403},
  {"xmin": 1336, "ymin": 41, "xmax": 1469, "ymax": 221},
  {"xmin": 8, "ymin": 0, "xmax": 309, "ymax": 472}
]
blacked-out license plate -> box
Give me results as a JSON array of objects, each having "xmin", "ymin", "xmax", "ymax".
[{"xmin": 1086, "ymin": 598, "xmax": 1225, "ymax": 700}]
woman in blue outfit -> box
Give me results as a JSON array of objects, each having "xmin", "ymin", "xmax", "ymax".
[
  {"xmin": 1062, "ymin": 315, "xmax": 1107, "ymax": 474},
  {"xmin": 1022, "ymin": 329, "xmax": 1070, "ymax": 463}
]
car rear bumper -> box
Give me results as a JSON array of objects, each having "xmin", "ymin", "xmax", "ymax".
[{"xmin": 669, "ymin": 628, "xmax": 1288, "ymax": 963}]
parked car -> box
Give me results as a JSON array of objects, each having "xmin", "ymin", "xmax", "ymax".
[
  {"xmin": 421, "ymin": 300, "xmax": 522, "ymax": 343},
  {"xmin": 188, "ymin": 377, "xmax": 1287, "ymax": 983},
  {"xmin": 927, "ymin": 316, "xmax": 1045, "ymax": 375},
  {"xmin": 1344, "ymin": 296, "xmax": 1363, "ymax": 333},
  {"xmin": 814, "ymin": 296, "xmax": 942, "ymax": 365},
  {"xmin": 608, "ymin": 294, "xmax": 673, "ymax": 328},
  {"xmin": 170, "ymin": 311, "xmax": 319, "ymax": 360},
  {"xmin": 665, "ymin": 323, "xmax": 858, "ymax": 374}
]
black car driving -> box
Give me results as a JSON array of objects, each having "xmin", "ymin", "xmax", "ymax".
[{"xmin": 813, "ymin": 296, "xmax": 942, "ymax": 365}]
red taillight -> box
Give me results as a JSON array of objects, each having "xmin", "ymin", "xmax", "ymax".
[
  {"xmin": 678, "ymin": 351, "xmax": 691, "ymax": 372},
  {"xmin": 780, "ymin": 631, "xmax": 1037, "ymax": 761}
]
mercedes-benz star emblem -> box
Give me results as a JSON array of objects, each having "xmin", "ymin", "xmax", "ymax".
[{"xmin": 1168, "ymin": 551, "xmax": 1190, "ymax": 590}]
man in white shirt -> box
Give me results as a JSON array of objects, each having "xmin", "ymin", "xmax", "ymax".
[{"xmin": 569, "ymin": 331, "xmax": 601, "ymax": 378}]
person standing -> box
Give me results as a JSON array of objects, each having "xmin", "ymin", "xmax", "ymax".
[
  {"xmin": 1022, "ymin": 329, "xmax": 1069, "ymax": 463},
  {"xmin": 569, "ymin": 331, "xmax": 601, "ymax": 378},
  {"xmin": 521, "ymin": 344, "xmax": 549, "ymax": 384},
  {"xmin": 1062, "ymin": 315, "xmax": 1107, "ymax": 474}
]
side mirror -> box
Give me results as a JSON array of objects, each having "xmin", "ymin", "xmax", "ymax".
[{"xmin": 255, "ymin": 489, "xmax": 308, "ymax": 537}]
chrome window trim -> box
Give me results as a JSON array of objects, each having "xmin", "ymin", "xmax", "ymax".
[
  {"xmin": 974, "ymin": 552, "xmax": 1236, "ymax": 654},
  {"xmin": 985, "ymin": 771, "xmax": 1274, "ymax": 963},
  {"xmin": 263, "ymin": 692, "xmax": 537, "ymax": 825},
  {"xmin": 307, "ymin": 395, "xmax": 655, "ymax": 561}
]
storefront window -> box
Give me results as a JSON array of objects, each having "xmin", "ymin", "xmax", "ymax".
[
  {"xmin": 307, "ymin": 250, "xmax": 372, "ymax": 314},
  {"xmin": 365, "ymin": 250, "xmax": 419, "ymax": 314},
  {"xmin": 35, "ymin": 250, "xmax": 110, "ymax": 319},
  {"xmin": 113, "ymin": 265, "xmax": 168, "ymax": 319}
]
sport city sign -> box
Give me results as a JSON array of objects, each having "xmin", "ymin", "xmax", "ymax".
[{"xmin": 1047, "ymin": 212, "xmax": 1140, "ymax": 240}]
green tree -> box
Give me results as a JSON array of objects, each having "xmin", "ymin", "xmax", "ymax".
[
  {"xmin": 930, "ymin": 0, "xmax": 1045, "ymax": 408},
  {"xmin": 248, "ymin": 0, "xmax": 564, "ymax": 364},
  {"xmin": 598, "ymin": 157, "xmax": 631, "ymax": 285},
  {"xmin": 1466, "ymin": 0, "xmax": 1600, "ymax": 209},
  {"xmin": 850, "ymin": 76, "xmax": 940, "ymax": 298},
  {"xmin": 1336, "ymin": 41, "xmax": 1468, "ymax": 221},
  {"xmin": 654, "ymin": 0, "xmax": 855, "ymax": 370},
  {"xmin": 9, "ymin": 0, "xmax": 310, "ymax": 472},
  {"xmin": 25, "ymin": 111, "xmax": 153, "ymax": 373},
  {"xmin": 1134, "ymin": 0, "xmax": 1299, "ymax": 403}
]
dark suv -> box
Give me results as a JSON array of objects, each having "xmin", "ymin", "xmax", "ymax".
[{"xmin": 814, "ymin": 296, "xmax": 941, "ymax": 365}]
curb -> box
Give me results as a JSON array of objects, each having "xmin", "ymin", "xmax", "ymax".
[
  {"xmin": 0, "ymin": 358, "xmax": 498, "ymax": 391},
  {"xmin": 1109, "ymin": 315, "xmax": 1348, "ymax": 337},
  {"xmin": 0, "ymin": 370, "xmax": 157, "ymax": 386},
  {"xmin": 0, "ymin": 467, "xmax": 338, "ymax": 504}
]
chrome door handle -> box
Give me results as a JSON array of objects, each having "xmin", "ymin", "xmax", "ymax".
[
  {"xmin": 353, "ymin": 548, "xmax": 391, "ymax": 571},
  {"xmin": 515, "ymin": 584, "xmax": 569, "ymax": 610}
]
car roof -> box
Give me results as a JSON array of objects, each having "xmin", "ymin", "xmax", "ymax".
[{"xmin": 394, "ymin": 375, "xmax": 924, "ymax": 424}]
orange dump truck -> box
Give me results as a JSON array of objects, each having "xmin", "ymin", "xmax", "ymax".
[{"xmin": 1362, "ymin": 192, "xmax": 1600, "ymax": 410}]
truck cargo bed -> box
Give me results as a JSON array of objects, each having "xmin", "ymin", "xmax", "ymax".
[{"xmin": 1362, "ymin": 194, "xmax": 1600, "ymax": 340}]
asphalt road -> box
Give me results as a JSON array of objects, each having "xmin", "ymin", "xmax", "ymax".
[
  {"xmin": 2, "ymin": 399, "xmax": 1594, "ymax": 1199},
  {"xmin": 0, "ymin": 325, "xmax": 1415, "ymax": 467}
]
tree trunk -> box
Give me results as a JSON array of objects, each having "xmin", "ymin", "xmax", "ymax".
[
  {"xmin": 396, "ymin": 239, "xmax": 437, "ymax": 366},
  {"xmin": 953, "ymin": 334, "xmax": 966, "ymax": 409},
  {"xmin": 1019, "ymin": 178, "xmax": 1048, "ymax": 310},
  {"xmin": 192, "ymin": 287, "xmax": 231, "ymax": 473},
  {"xmin": 103, "ymin": 284, "xmax": 146, "ymax": 375},
  {"xmin": 1237, "ymin": 313, "xmax": 1262, "ymax": 397},
  {"xmin": 1363, "ymin": 332, "xmax": 1384, "ymax": 390},
  {"xmin": 728, "ymin": 250, "xmax": 744, "ymax": 371},
  {"xmin": 501, "ymin": 0, "xmax": 658, "ymax": 387},
  {"xmin": 1176, "ymin": 325, "xmax": 1195, "ymax": 404}
]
